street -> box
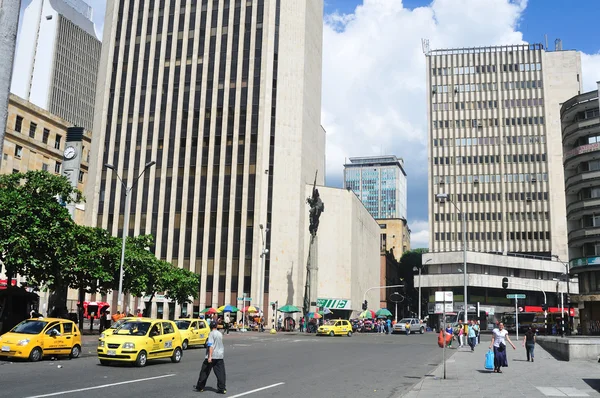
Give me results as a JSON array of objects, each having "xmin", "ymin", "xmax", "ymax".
[{"xmin": 0, "ymin": 331, "xmax": 442, "ymax": 398}]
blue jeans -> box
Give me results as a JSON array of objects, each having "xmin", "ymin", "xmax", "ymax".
[
  {"xmin": 526, "ymin": 344, "xmax": 535, "ymax": 360},
  {"xmin": 468, "ymin": 336, "xmax": 476, "ymax": 350}
]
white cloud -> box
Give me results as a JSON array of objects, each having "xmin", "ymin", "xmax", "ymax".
[
  {"xmin": 409, "ymin": 219, "xmax": 429, "ymax": 249},
  {"xmin": 582, "ymin": 52, "xmax": 600, "ymax": 92},
  {"xmin": 322, "ymin": 0, "xmax": 600, "ymax": 251}
]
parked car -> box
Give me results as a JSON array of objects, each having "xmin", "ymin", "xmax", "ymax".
[{"xmin": 393, "ymin": 318, "xmax": 424, "ymax": 334}]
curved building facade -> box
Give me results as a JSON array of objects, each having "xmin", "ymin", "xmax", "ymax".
[{"xmin": 562, "ymin": 84, "xmax": 600, "ymax": 334}]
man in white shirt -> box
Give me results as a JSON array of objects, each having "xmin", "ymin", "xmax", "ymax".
[{"xmin": 195, "ymin": 322, "xmax": 226, "ymax": 394}]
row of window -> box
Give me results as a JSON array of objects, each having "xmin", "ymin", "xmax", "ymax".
[
  {"xmin": 433, "ymin": 135, "xmax": 547, "ymax": 147},
  {"xmin": 434, "ymin": 231, "xmax": 551, "ymax": 241},
  {"xmin": 506, "ymin": 212, "xmax": 550, "ymax": 221},
  {"xmin": 434, "ymin": 173, "xmax": 548, "ymax": 184},
  {"xmin": 432, "ymin": 100, "xmax": 499, "ymax": 111},
  {"xmin": 503, "ymin": 80, "xmax": 543, "ymax": 90},
  {"xmin": 435, "ymin": 212, "xmax": 502, "ymax": 222},
  {"xmin": 432, "ymin": 80, "xmax": 543, "ymax": 95},
  {"xmin": 14, "ymin": 115, "xmax": 63, "ymax": 149},
  {"xmin": 430, "ymin": 63, "xmax": 541, "ymax": 77},
  {"xmin": 503, "ymin": 98, "xmax": 545, "ymax": 108},
  {"xmin": 433, "ymin": 116, "xmax": 545, "ymax": 129},
  {"xmin": 433, "ymin": 118, "xmax": 499, "ymax": 129},
  {"xmin": 435, "ymin": 153, "xmax": 547, "ymax": 165}
]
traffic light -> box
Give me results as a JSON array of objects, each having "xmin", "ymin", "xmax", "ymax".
[
  {"xmin": 567, "ymin": 295, "xmax": 571, "ymax": 305},
  {"xmin": 362, "ymin": 300, "xmax": 367, "ymax": 310},
  {"xmin": 542, "ymin": 303, "xmax": 548, "ymax": 311},
  {"xmin": 502, "ymin": 277, "xmax": 508, "ymax": 289}
]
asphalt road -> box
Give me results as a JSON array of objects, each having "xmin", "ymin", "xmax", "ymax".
[{"xmin": 0, "ymin": 331, "xmax": 445, "ymax": 398}]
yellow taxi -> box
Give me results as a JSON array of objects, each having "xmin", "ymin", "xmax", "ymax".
[
  {"xmin": 317, "ymin": 319, "xmax": 353, "ymax": 337},
  {"xmin": 0, "ymin": 318, "xmax": 82, "ymax": 361},
  {"xmin": 99, "ymin": 317, "xmax": 133, "ymax": 339},
  {"xmin": 97, "ymin": 318, "xmax": 183, "ymax": 367},
  {"xmin": 174, "ymin": 318, "xmax": 210, "ymax": 350}
]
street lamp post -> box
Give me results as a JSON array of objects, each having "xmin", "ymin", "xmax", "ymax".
[
  {"xmin": 436, "ymin": 193, "xmax": 467, "ymax": 324},
  {"xmin": 414, "ymin": 258, "xmax": 431, "ymax": 321},
  {"xmin": 104, "ymin": 161, "xmax": 156, "ymax": 314},
  {"xmin": 259, "ymin": 224, "xmax": 269, "ymax": 321}
]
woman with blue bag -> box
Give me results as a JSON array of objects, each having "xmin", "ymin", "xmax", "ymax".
[{"xmin": 488, "ymin": 322, "xmax": 516, "ymax": 373}]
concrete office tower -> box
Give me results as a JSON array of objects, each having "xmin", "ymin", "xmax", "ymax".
[
  {"xmin": 421, "ymin": 45, "xmax": 581, "ymax": 315},
  {"xmin": 11, "ymin": 0, "xmax": 101, "ymax": 131},
  {"xmin": 561, "ymin": 85, "xmax": 600, "ymax": 335},
  {"xmin": 87, "ymin": 0, "xmax": 325, "ymax": 319},
  {"xmin": 344, "ymin": 156, "xmax": 407, "ymax": 220}
]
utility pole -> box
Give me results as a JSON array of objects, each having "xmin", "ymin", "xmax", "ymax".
[{"xmin": 0, "ymin": 0, "xmax": 22, "ymax": 168}]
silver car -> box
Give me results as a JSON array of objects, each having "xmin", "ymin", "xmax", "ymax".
[{"xmin": 393, "ymin": 318, "xmax": 425, "ymax": 334}]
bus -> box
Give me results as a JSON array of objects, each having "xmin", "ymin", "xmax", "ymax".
[{"xmin": 501, "ymin": 306, "xmax": 575, "ymax": 334}]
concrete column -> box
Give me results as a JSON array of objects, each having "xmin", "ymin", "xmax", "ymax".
[{"xmin": 0, "ymin": 0, "xmax": 21, "ymax": 167}]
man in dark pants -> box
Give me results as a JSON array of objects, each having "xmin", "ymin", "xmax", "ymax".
[{"xmin": 195, "ymin": 322, "xmax": 226, "ymax": 394}]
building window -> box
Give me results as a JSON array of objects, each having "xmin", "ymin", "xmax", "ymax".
[
  {"xmin": 12, "ymin": 169, "xmax": 19, "ymax": 174},
  {"xmin": 55, "ymin": 134, "xmax": 62, "ymax": 150},
  {"xmin": 15, "ymin": 116, "xmax": 23, "ymax": 132},
  {"xmin": 29, "ymin": 122, "xmax": 37, "ymax": 138},
  {"xmin": 14, "ymin": 145, "xmax": 23, "ymax": 158},
  {"xmin": 55, "ymin": 161, "xmax": 61, "ymax": 174},
  {"xmin": 78, "ymin": 171, "xmax": 84, "ymax": 183},
  {"xmin": 42, "ymin": 128, "xmax": 50, "ymax": 144},
  {"xmin": 42, "ymin": 163, "xmax": 49, "ymax": 172}
]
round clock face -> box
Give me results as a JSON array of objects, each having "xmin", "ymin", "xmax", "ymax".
[{"xmin": 64, "ymin": 146, "xmax": 76, "ymax": 160}]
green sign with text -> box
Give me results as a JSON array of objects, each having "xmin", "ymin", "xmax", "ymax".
[{"xmin": 316, "ymin": 298, "xmax": 352, "ymax": 310}]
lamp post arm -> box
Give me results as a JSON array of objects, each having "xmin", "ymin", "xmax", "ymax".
[{"xmin": 363, "ymin": 284, "xmax": 406, "ymax": 303}]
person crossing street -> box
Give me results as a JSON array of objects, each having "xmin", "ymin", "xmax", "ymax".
[{"xmin": 194, "ymin": 322, "xmax": 227, "ymax": 394}]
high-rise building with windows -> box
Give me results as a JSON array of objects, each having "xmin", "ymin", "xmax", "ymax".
[
  {"xmin": 11, "ymin": 0, "xmax": 101, "ymax": 131},
  {"xmin": 86, "ymin": 0, "xmax": 325, "ymax": 319},
  {"xmin": 419, "ymin": 45, "xmax": 581, "ymax": 318},
  {"xmin": 343, "ymin": 156, "xmax": 407, "ymax": 220}
]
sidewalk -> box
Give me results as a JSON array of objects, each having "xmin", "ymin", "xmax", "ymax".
[{"xmin": 404, "ymin": 339, "xmax": 600, "ymax": 397}]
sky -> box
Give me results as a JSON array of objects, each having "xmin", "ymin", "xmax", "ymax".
[{"xmin": 19, "ymin": 0, "xmax": 600, "ymax": 248}]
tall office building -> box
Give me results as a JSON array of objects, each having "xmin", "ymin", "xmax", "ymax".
[
  {"xmin": 420, "ymin": 45, "xmax": 580, "ymax": 317},
  {"xmin": 11, "ymin": 0, "xmax": 101, "ymax": 131},
  {"xmin": 344, "ymin": 156, "xmax": 407, "ymax": 220},
  {"xmin": 87, "ymin": 0, "xmax": 325, "ymax": 318}
]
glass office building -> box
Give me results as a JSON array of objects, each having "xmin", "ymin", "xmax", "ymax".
[{"xmin": 343, "ymin": 156, "xmax": 407, "ymax": 220}]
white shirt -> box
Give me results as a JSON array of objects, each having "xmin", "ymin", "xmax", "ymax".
[{"xmin": 492, "ymin": 328, "xmax": 509, "ymax": 347}]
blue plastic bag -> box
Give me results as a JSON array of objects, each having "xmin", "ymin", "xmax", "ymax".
[{"xmin": 485, "ymin": 349, "xmax": 494, "ymax": 370}]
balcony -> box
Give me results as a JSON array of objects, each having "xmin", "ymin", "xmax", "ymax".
[
  {"xmin": 561, "ymin": 91, "xmax": 599, "ymax": 121},
  {"xmin": 565, "ymin": 170, "xmax": 600, "ymax": 194},
  {"xmin": 562, "ymin": 118, "xmax": 600, "ymax": 146},
  {"xmin": 570, "ymin": 256, "xmax": 600, "ymax": 273},
  {"xmin": 566, "ymin": 197, "xmax": 600, "ymax": 220},
  {"xmin": 564, "ymin": 143, "xmax": 600, "ymax": 167},
  {"xmin": 568, "ymin": 227, "xmax": 600, "ymax": 244}
]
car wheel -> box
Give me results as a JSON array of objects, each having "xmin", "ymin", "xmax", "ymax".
[
  {"xmin": 99, "ymin": 359, "xmax": 111, "ymax": 366},
  {"xmin": 329, "ymin": 331, "xmax": 334, "ymax": 337},
  {"xmin": 420, "ymin": 327, "xmax": 425, "ymax": 334},
  {"xmin": 29, "ymin": 347, "xmax": 43, "ymax": 362},
  {"xmin": 69, "ymin": 344, "xmax": 81, "ymax": 359},
  {"xmin": 135, "ymin": 350, "xmax": 148, "ymax": 367},
  {"xmin": 182, "ymin": 340, "xmax": 189, "ymax": 350},
  {"xmin": 347, "ymin": 331, "xmax": 352, "ymax": 337},
  {"xmin": 171, "ymin": 347, "xmax": 182, "ymax": 363}
]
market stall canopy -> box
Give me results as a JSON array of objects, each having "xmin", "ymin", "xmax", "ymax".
[
  {"xmin": 278, "ymin": 305, "xmax": 301, "ymax": 313},
  {"xmin": 217, "ymin": 305, "xmax": 240, "ymax": 313},
  {"xmin": 376, "ymin": 308, "xmax": 392, "ymax": 317}
]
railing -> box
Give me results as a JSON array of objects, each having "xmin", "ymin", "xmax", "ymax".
[
  {"xmin": 426, "ymin": 249, "xmax": 553, "ymax": 262},
  {"xmin": 564, "ymin": 142, "xmax": 600, "ymax": 161},
  {"xmin": 560, "ymin": 91, "xmax": 598, "ymax": 117}
]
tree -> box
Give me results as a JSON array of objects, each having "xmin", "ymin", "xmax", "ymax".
[
  {"xmin": 0, "ymin": 171, "xmax": 83, "ymax": 314},
  {"xmin": 398, "ymin": 249, "xmax": 429, "ymax": 317},
  {"xmin": 121, "ymin": 235, "xmax": 199, "ymax": 315}
]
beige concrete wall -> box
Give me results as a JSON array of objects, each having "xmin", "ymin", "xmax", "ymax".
[
  {"xmin": 302, "ymin": 186, "xmax": 381, "ymax": 316},
  {"xmin": 378, "ymin": 218, "xmax": 410, "ymax": 261},
  {"xmin": 542, "ymin": 50, "xmax": 582, "ymax": 261}
]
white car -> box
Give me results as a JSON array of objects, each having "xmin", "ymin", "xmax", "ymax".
[{"xmin": 393, "ymin": 318, "xmax": 424, "ymax": 334}]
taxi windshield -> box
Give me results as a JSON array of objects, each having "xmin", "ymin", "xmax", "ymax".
[
  {"xmin": 324, "ymin": 320, "xmax": 336, "ymax": 326},
  {"xmin": 399, "ymin": 318, "xmax": 411, "ymax": 323},
  {"xmin": 115, "ymin": 321, "xmax": 151, "ymax": 336},
  {"xmin": 111, "ymin": 318, "xmax": 128, "ymax": 329},
  {"xmin": 11, "ymin": 320, "xmax": 48, "ymax": 334},
  {"xmin": 175, "ymin": 320, "xmax": 191, "ymax": 330}
]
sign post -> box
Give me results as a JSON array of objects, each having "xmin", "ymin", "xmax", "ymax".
[
  {"xmin": 237, "ymin": 293, "xmax": 252, "ymax": 332},
  {"xmin": 506, "ymin": 294, "xmax": 526, "ymax": 340},
  {"xmin": 435, "ymin": 291, "xmax": 453, "ymax": 380}
]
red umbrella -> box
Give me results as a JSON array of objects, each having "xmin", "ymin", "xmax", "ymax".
[{"xmin": 203, "ymin": 308, "xmax": 218, "ymax": 315}]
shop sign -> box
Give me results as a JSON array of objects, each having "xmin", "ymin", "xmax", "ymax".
[{"xmin": 316, "ymin": 298, "xmax": 352, "ymax": 310}]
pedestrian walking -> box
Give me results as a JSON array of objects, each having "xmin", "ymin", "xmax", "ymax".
[
  {"xmin": 523, "ymin": 327, "xmax": 536, "ymax": 362},
  {"xmin": 467, "ymin": 320, "xmax": 477, "ymax": 351},
  {"xmin": 386, "ymin": 318, "xmax": 392, "ymax": 335},
  {"xmin": 299, "ymin": 317, "xmax": 304, "ymax": 333},
  {"xmin": 489, "ymin": 322, "xmax": 516, "ymax": 373},
  {"xmin": 195, "ymin": 322, "xmax": 226, "ymax": 394},
  {"xmin": 457, "ymin": 319, "xmax": 464, "ymax": 347},
  {"xmin": 445, "ymin": 324, "xmax": 453, "ymax": 347}
]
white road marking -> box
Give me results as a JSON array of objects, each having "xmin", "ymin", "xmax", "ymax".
[
  {"xmin": 24, "ymin": 374, "xmax": 176, "ymax": 398},
  {"xmin": 229, "ymin": 382, "xmax": 285, "ymax": 398}
]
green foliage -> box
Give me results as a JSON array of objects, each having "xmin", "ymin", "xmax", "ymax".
[
  {"xmin": 0, "ymin": 171, "xmax": 198, "ymax": 309},
  {"xmin": 399, "ymin": 248, "xmax": 430, "ymax": 272}
]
